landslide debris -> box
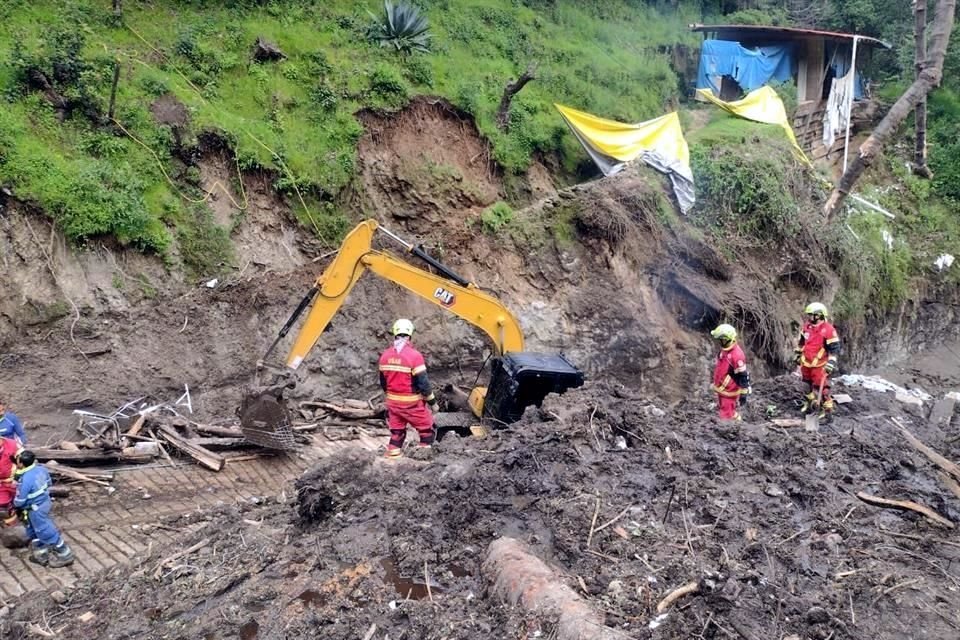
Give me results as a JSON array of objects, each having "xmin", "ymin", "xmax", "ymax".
[{"xmin": 4, "ymin": 376, "xmax": 959, "ymax": 640}]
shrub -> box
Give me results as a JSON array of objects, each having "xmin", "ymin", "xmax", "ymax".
[
  {"xmin": 368, "ymin": 64, "xmax": 409, "ymax": 108},
  {"xmin": 367, "ymin": 1, "xmax": 431, "ymax": 54},
  {"xmin": 481, "ymin": 201, "xmax": 513, "ymax": 233},
  {"xmin": 689, "ymin": 143, "xmax": 801, "ymax": 243}
]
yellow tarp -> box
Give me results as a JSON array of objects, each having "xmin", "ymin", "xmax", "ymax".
[
  {"xmin": 554, "ymin": 104, "xmax": 690, "ymax": 167},
  {"xmin": 696, "ymin": 86, "xmax": 812, "ymax": 167},
  {"xmin": 554, "ymin": 104, "xmax": 695, "ymax": 213}
]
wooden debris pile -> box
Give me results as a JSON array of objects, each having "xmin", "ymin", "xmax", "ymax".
[
  {"xmin": 297, "ymin": 397, "xmax": 388, "ymax": 441},
  {"xmin": 32, "ymin": 393, "xmax": 389, "ymax": 476}
]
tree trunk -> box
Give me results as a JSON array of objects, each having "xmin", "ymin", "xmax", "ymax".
[
  {"xmin": 914, "ymin": 0, "xmax": 932, "ymax": 178},
  {"xmin": 108, "ymin": 60, "xmax": 121, "ymax": 122},
  {"xmin": 824, "ymin": 0, "xmax": 955, "ymax": 218},
  {"xmin": 496, "ymin": 63, "xmax": 537, "ymax": 131}
]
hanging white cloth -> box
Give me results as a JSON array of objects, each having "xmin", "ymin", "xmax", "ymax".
[{"xmin": 823, "ymin": 66, "xmax": 855, "ymax": 148}]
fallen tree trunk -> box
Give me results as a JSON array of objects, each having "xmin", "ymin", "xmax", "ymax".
[
  {"xmin": 857, "ymin": 491, "xmax": 954, "ymax": 529},
  {"xmin": 893, "ymin": 418, "xmax": 960, "ymax": 482},
  {"xmin": 483, "ymin": 537, "xmax": 621, "ymax": 640},
  {"xmin": 158, "ymin": 425, "xmax": 225, "ymax": 471}
]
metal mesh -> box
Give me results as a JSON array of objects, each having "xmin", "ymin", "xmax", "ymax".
[{"xmin": 239, "ymin": 393, "xmax": 298, "ymax": 450}]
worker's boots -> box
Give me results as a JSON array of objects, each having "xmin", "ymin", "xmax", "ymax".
[
  {"xmin": 28, "ymin": 540, "xmax": 49, "ymax": 566},
  {"xmin": 799, "ymin": 393, "xmax": 817, "ymax": 415},
  {"xmin": 47, "ymin": 542, "xmax": 74, "ymax": 568}
]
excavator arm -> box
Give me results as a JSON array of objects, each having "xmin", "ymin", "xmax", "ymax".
[
  {"xmin": 241, "ymin": 219, "xmax": 583, "ymax": 449},
  {"xmin": 283, "ymin": 219, "xmax": 525, "ymax": 370}
]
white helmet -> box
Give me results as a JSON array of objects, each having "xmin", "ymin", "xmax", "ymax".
[
  {"xmin": 392, "ymin": 318, "xmax": 414, "ymax": 336},
  {"xmin": 804, "ymin": 302, "xmax": 828, "ymax": 318}
]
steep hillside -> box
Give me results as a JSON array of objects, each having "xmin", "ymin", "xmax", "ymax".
[{"xmin": 0, "ymin": 0, "xmax": 696, "ymax": 267}]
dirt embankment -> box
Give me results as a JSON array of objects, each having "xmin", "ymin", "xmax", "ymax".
[
  {"xmin": 0, "ymin": 96, "xmax": 956, "ymax": 443},
  {"xmin": 4, "ymin": 377, "xmax": 959, "ymax": 639}
]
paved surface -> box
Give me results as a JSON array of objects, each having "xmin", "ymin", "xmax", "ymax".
[{"xmin": 0, "ymin": 433, "xmax": 382, "ymax": 599}]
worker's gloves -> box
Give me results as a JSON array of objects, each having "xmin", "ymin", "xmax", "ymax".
[
  {"xmin": 739, "ymin": 388, "xmax": 751, "ymax": 406},
  {"xmin": 428, "ymin": 399, "xmax": 439, "ymax": 414},
  {"xmin": 793, "ymin": 349, "xmax": 802, "ymax": 366},
  {"xmin": 824, "ymin": 359, "xmax": 837, "ymax": 375}
]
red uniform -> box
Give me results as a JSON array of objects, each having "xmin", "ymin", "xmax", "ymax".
[
  {"xmin": 378, "ymin": 339, "xmax": 436, "ymax": 455},
  {"xmin": 0, "ymin": 437, "xmax": 20, "ymax": 526},
  {"xmin": 798, "ymin": 320, "xmax": 840, "ymax": 411},
  {"xmin": 713, "ymin": 343, "xmax": 749, "ymax": 420}
]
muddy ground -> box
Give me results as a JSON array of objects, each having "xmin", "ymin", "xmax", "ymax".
[{"xmin": 3, "ymin": 374, "xmax": 958, "ymax": 640}]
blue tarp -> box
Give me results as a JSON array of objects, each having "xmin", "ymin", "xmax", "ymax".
[{"xmin": 696, "ymin": 39, "xmax": 795, "ymax": 94}]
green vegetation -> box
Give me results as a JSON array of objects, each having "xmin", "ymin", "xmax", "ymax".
[
  {"xmin": 480, "ymin": 201, "xmax": 514, "ymax": 233},
  {"xmin": 0, "ymin": 0, "xmax": 697, "ymax": 257},
  {"xmin": 688, "ymin": 112, "xmax": 802, "ymax": 244}
]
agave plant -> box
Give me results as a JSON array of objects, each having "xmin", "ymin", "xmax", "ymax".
[{"xmin": 368, "ymin": 0, "xmax": 431, "ymax": 54}]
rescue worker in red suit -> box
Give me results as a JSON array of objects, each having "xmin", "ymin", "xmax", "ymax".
[
  {"xmin": 378, "ymin": 319, "xmax": 438, "ymax": 460},
  {"xmin": 710, "ymin": 324, "xmax": 751, "ymax": 421},
  {"xmin": 0, "ymin": 436, "xmax": 22, "ymax": 527},
  {"xmin": 795, "ymin": 302, "xmax": 841, "ymax": 423}
]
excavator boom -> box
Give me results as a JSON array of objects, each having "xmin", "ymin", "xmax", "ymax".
[
  {"xmin": 286, "ymin": 220, "xmax": 525, "ymax": 369},
  {"xmin": 240, "ymin": 219, "xmax": 583, "ymax": 449}
]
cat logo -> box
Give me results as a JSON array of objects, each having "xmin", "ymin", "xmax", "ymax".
[{"xmin": 433, "ymin": 287, "xmax": 456, "ymax": 307}]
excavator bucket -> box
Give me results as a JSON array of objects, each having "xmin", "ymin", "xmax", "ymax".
[
  {"xmin": 483, "ymin": 352, "xmax": 585, "ymax": 424},
  {"xmin": 238, "ymin": 384, "xmax": 298, "ymax": 450}
]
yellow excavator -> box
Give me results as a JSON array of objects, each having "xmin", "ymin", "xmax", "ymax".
[{"xmin": 239, "ymin": 219, "xmax": 584, "ymax": 449}]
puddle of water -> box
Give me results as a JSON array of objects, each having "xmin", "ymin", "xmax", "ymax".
[
  {"xmin": 297, "ymin": 589, "xmax": 328, "ymax": 608},
  {"xmin": 239, "ymin": 620, "xmax": 259, "ymax": 640},
  {"xmin": 380, "ymin": 557, "xmax": 444, "ymax": 600}
]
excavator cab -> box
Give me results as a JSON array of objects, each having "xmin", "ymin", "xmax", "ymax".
[{"xmin": 240, "ymin": 219, "xmax": 584, "ymax": 449}]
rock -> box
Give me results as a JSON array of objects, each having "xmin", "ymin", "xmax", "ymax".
[
  {"xmin": 895, "ymin": 391, "xmax": 924, "ymax": 407},
  {"xmin": 606, "ymin": 580, "xmax": 624, "ymax": 596},
  {"xmin": 823, "ymin": 532, "xmax": 843, "ymax": 554},
  {"xmin": 806, "ymin": 606, "xmax": 831, "ymax": 624},
  {"xmin": 765, "ymin": 484, "xmax": 785, "ymax": 497},
  {"xmin": 947, "ymin": 391, "xmax": 960, "ymax": 402},
  {"xmin": 51, "ymin": 590, "xmax": 68, "ymax": 604},
  {"xmin": 928, "ymin": 395, "xmax": 956, "ymax": 427},
  {"xmin": 252, "ymin": 36, "xmax": 286, "ymax": 62}
]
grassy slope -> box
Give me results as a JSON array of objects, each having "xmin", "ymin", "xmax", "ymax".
[{"xmin": 0, "ymin": 0, "xmax": 698, "ymax": 263}]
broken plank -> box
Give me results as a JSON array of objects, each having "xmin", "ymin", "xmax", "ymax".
[
  {"xmin": 769, "ymin": 418, "xmax": 805, "ymax": 428},
  {"xmin": 158, "ymin": 425, "xmax": 225, "ymax": 471},
  {"xmin": 32, "ymin": 447, "xmax": 154, "ymax": 465},
  {"xmin": 192, "ymin": 424, "xmax": 245, "ymax": 438},
  {"xmin": 937, "ymin": 471, "xmax": 960, "ymax": 501},
  {"xmin": 301, "ymin": 401, "xmax": 383, "ymax": 420},
  {"xmin": 125, "ymin": 414, "xmax": 147, "ymax": 438},
  {"xmin": 892, "ymin": 418, "xmax": 960, "ymax": 482},
  {"xmin": 856, "ymin": 491, "xmax": 954, "ymax": 529},
  {"xmin": 187, "ymin": 437, "xmax": 255, "ymax": 449},
  {"xmin": 45, "ymin": 461, "xmax": 113, "ymax": 486}
]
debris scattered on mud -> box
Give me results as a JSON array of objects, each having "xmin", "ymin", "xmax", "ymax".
[{"xmin": 3, "ymin": 376, "xmax": 959, "ymax": 639}]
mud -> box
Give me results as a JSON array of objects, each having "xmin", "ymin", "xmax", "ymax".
[{"xmin": 4, "ymin": 377, "xmax": 958, "ymax": 639}]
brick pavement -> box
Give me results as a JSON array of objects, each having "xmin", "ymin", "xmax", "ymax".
[{"xmin": 0, "ymin": 433, "xmax": 382, "ymax": 599}]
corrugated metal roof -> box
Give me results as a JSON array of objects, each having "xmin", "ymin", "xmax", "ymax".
[{"xmin": 689, "ymin": 24, "xmax": 892, "ymax": 49}]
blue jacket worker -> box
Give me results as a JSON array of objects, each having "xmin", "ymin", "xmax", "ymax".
[
  {"xmin": 14, "ymin": 451, "xmax": 74, "ymax": 567},
  {"xmin": 0, "ymin": 401, "xmax": 26, "ymax": 444}
]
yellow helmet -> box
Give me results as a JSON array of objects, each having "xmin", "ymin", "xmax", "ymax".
[
  {"xmin": 804, "ymin": 302, "xmax": 828, "ymax": 318},
  {"xmin": 710, "ymin": 323, "xmax": 737, "ymax": 342},
  {"xmin": 392, "ymin": 318, "xmax": 415, "ymax": 336}
]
